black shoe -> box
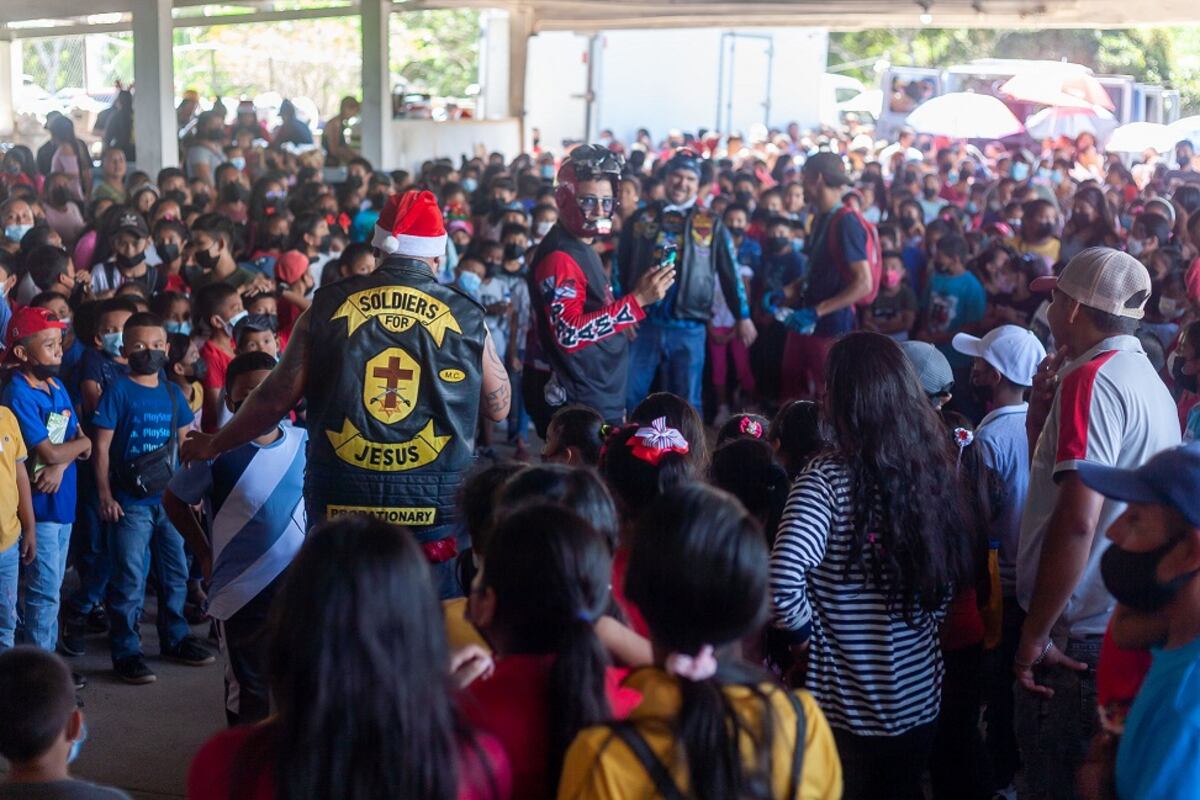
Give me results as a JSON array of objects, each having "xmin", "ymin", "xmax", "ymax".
[
  {"xmin": 72, "ymin": 672, "xmax": 88, "ymax": 690},
  {"xmin": 114, "ymin": 656, "xmax": 156, "ymax": 685},
  {"xmin": 162, "ymin": 636, "xmax": 215, "ymax": 666},
  {"xmin": 85, "ymin": 606, "xmax": 109, "ymax": 634},
  {"xmin": 59, "ymin": 625, "xmax": 86, "ymax": 658}
]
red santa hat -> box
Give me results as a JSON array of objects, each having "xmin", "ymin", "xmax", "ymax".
[{"xmin": 372, "ymin": 190, "xmax": 447, "ymax": 258}]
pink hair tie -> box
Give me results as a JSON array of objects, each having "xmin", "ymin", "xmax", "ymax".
[
  {"xmin": 739, "ymin": 416, "xmax": 764, "ymax": 439},
  {"xmin": 665, "ymin": 645, "xmax": 718, "ymax": 682}
]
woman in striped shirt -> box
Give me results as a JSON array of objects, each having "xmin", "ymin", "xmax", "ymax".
[{"xmin": 769, "ymin": 332, "xmax": 974, "ymax": 800}]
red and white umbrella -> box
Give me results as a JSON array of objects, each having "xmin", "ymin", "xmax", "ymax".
[
  {"xmin": 1025, "ymin": 105, "xmax": 1117, "ymax": 141},
  {"xmin": 1000, "ymin": 69, "xmax": 1115, "ymax": 112},
  {"xmin": 906, "ymin": 92, "xmax": 1024, "ymax": 140}
]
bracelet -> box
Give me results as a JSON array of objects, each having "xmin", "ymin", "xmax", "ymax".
[{"xmin": 1032, "ymin": 639, "xmax": 1055, "ymax": 667}]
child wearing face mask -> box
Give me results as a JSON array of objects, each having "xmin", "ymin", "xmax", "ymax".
[
  {"xmin": 165, "ymin": 332, "xmax": 205, "ymax": 432},
  {"xmin": 193, "ymin": 283, "xmax": 246, "ymax": 434},
  {"xmin": 917, "ymin": 234, "xmax": 987, "ymax": 411},
  {"xmin": 91, "ymin": 210, "xmax": 164, "ymax": 298},
  {"xmin": 864, "ymin": 250, "xmax": 917, "ymax": 342}
]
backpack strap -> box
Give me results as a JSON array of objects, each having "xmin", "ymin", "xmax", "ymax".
[
  {"xmin": 609, "ymin": 722, "xmax": 687, "ymax": 800},
  {"xmin": 783, "ymin": 689, "xmax": 808, "ymax": 799}
]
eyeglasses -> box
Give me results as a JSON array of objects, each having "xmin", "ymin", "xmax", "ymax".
[{"xmin": 577, "ymin": 195, "xmax": 614, "ymax": 214}]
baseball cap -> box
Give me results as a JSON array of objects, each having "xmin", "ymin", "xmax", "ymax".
[
  {"xmin": 952, "ymin": 325, "xmax": 1047, "ymax": 387},
  {"xmin": 1030, "ymin": 247, "xmax": 1151, "ymax": 320},
  {"xmin": 4, "ymin": 306, "xmax": 67, "ymax": 362},
  {"xmin": 110, "ymin": 209, "xmax": 149, "ymax": 239},
  {"xmin": 275, "ymin": 250, "xmax": 310, "ymax": 284},
  {"xmin": 802, "ymin": 152, "xmax": 850, "ymax": 187},
  {"xmin": 665, "ymin": 148, "xmax": 702, "ymax": 176},
  {"xmin": 900, "ymin": 340, "xmax": 954, "ymax": 397},
  {"xmin": 1078, "ymin": 443, "xmax": 1200, "ymax": 529}
]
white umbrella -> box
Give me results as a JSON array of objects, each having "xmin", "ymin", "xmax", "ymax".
[
  {"xmin": 905, "ymin": 92, "xmax": 1023, "ymax": 140},
  {"xmin": 1167, "ymin": 115, "xmax": 1200, "ymax": 149},
  {"xmin": 1106, "ymin": 122, "xmax": 1174, "ymax": 154},
  {"xmin": 837, "ymin": 89, "xmax": 883, "ymax": 118},
  {"xmin": 1025, "ymin": 105, "xmax": 1117, "ymax": 141}
]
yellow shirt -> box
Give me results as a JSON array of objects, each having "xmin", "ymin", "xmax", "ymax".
[
  {"xmin": 0, "ymin": 408, "xmax": 29, "ymax": 552},
  {"xmin": 443, "ymin": 597, "xmax": 490, "ymax": 653},
  {"xmin": 1007, "ymin": 236, "xmax": 1061, "ymax": 265},
  {"xmin": 557, "ymin": 668, "xmax": 842, "ymax": 800}
]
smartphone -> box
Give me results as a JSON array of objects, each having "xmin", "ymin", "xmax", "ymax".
[{"xmin": 658, "ymin": 244, "xmax": 678, "ymax": 271}]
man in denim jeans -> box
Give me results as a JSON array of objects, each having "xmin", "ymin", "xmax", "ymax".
[
  {"xmin": 92, "ymin": 312, "xmax": 213, "ymax": 684},
  {"xmin": 1, "ymin": 308, "xmax": 91, "ymax": 689},
  {"xmin": 1014, "ymin": 249, "xmax": 1179, "ymax": 800}
]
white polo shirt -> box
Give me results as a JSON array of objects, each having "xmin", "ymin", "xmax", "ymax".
[{"xmin": 1016, "ymin": 335, "xmax": 1179, "ymax": 637}]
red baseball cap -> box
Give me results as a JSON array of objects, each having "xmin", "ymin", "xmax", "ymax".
[
  {"xmin": 4, "ymin": 306, "xmax": 67, "ymax": 362},
  {"xmin": 275, "ymin": 249, "xmax": 310, "ymax": 284}
]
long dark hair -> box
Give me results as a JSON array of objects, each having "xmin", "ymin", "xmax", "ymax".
[
  {"xmin": 1063, "ymin": 184, "xmax": 1116, "ymax": 245},
  {"xmin": 824, "ymin": 332, "xmax": 973, "ymax": 621},
  {"xmin": 258, "ymin": 516, "xmax": 495, "ymax": 800},
  {"xmin": 943, "ymin": 410, "xmax": 999, "ymax": 605},
  {"xmin": 498, "ymin": 464, "xmax": 620, "ymax": 552},
  {"xmin": 625, "ymin": 485, "xmax": 778, "ymax": 800},
  {"xmin": 482, "ymin": 504, "xmax": 613, "ymax": 784},
  {"xmin": 630, "ymin": 391, "xmax": 710, "ymax": 473},
  {"xmin": 599, "ymin": 422, "xmax": 693, "ymax": 523}
]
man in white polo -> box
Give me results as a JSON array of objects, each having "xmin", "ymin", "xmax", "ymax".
[{"xmin": 1012, "ymin": 247, "xmax": 1180, "ymax": 800}]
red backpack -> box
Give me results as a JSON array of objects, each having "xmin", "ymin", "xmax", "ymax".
[{"xmin": 827, "ymin": 205, "xmax": 883, "ymax": 308}]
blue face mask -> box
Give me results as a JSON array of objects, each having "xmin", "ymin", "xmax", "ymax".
[
  {"xmin": 1036, "ymin": 167, "xmax": 1053, "ymax": 182},
  {"xmin": 4, "ymin": 223, "xmax": 32, "ymax": 242},
  {"xmin": 101, "ymin": 331, "xmax": 123, "ymax": 358},
  {"xmin": 457, "ymin": 270, "xmax": 482, "ymax": 296},
  {"xmin": 462, "ymin": 177, "xmax": 479, "ymax": 194},
  {"xmin": 230, "ymin": 157, "xmax": 246, "ymax": 171},
  {"xmin": 966, "ymin": 201, "xmax": 979, "ymax": 215},
  {"xmin": 1010, "ymin": 162, "xmax": 1030, "ymax": 182},
  {"xmin": 165, "ymin": 320, "xmax": 192, "ymax": 337},
  {"xmin": 540, "ymin": 164, "xmax": 555, "ymax": 179},
  {"xmin": 68, "ymin": 721, "xmax": 87, "ymax": 765}
]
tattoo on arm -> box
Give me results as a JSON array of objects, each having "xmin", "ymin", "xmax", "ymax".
[{"xmin": 482, "ymin": 338, "xmax": 510, "ymax": 414}]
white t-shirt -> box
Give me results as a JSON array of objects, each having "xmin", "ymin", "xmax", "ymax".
[{"xmin": 1016, "ymin": 335, "xmax": 1180, "ymax": 637}]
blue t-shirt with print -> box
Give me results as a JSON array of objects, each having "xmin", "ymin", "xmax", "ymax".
[
  {"xmin": 1116, "ymin": 635, "xmax": 1200, "ymax": 800},
  {"xmin": 92, "ymin": 375, "xmax": 193, "ymax": 506},
  {"xmin": 923, "ymin": 270, "xmax": 986, "ymax": 368},
  {"xmin": 1, "ymin": 374, "xmax": 79, "ymax": 523}
]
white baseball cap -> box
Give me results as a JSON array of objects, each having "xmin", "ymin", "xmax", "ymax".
[
  {"xmin": 952, "ymin": 325, "xmax": 1047, "ymax": 387},
  {"xmin": 1029, "ymin": 247, "xmax": 1151, "ymax": 320}
]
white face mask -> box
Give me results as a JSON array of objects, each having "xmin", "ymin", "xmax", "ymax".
[{"xmin": 1128, "ymin": 239, "xmax": 1146, "ymax": 257}]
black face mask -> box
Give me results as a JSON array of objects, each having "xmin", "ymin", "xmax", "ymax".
[
  {"xmin": 128, "ymin": 349, "xmax": 168, "ymax": 376},
  {"xmin": 156, "ymin": 242, "xmax": 180, "ymax": 263},
  {"xmin": 318, "ymin": 234, "xmax": 332, "ymax": 252},
  {"xmin": 165, "ymin": 189, "xmax": 188, "ymax": 207},
  {"xmin": 1101, "ymin": 535, "xmax": 1197, "ymax": 613},
  {"xmin": 50, "ymin": 186, "xmax": 70, "ymax": 206},
  {"xmin": 767, "ymin": 236, "xmax": 790, "ymax": 253},
  {"xmin": 193, "ymin": 193, "xmax": 211, "ymax": 209},
  {"xmin": 115, "ymin": 251, "xmax": 146, "ymax": 270},
  {"xmin": 728, "ymin": 226, "xmax": 746, "ymax": 240},
  {"xmin": 195, "ymin": 247, "xmax": 220, "ymax": 271},
  {"xmin": 483, "ymin": 260, "xmax": 501, "ymax": 277},
  {"xmin": 901, "ymin": 216, "xmax": 919, "ymax": 231},
  {"xmin": 31, "ymin": 363, "xmax": 61, "ymax": 380},
  {"xmin": 1030, "ymin": 222, "xmax": 1055, "ymax": 239},
  {"xmin": 369, "ymin": 192, "xmax": 388, "ymax": 209},
  {"xmin": 735, "ymin": 190, "xmax": 753, "ymax": 204},
  {"xmin": 923, "ymin": 187, "xmax": 939, "ymax": 199},
  {"xmin": 263, "ymin": 234, "xmax": 286, "ymax": 250},
  {"xmin": 503, "ymin": 242, "xmax": 525, "ymax": 262},
  {"xmin": 1173, "ymin": 357, "xmax": 1199, "ymax": 394}
]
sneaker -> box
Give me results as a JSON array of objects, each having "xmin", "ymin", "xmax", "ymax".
[
  {"xmin": 85, "ymin": 606, "xmax": 109, "ymax": 634},
  {"xmin": 162, "ymin": 636, "xmax": 215, "ymax": 666},
  {"xmin": 72, "ymin": 672, "xmax": 88, "ymax": 690},
  {"xmin": 59, "ymin": 625, "xmax": 86, "ymax": 658},
  {"xmin": 114, "ymin": 656, "xmax": 156, "ymax": 685}
]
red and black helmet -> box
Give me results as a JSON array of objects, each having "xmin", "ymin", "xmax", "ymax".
[{"xmin": 555, "ymin": 144, "xmax": 625, "ymax": 238}]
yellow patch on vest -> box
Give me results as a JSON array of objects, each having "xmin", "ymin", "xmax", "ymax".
[
  {"xmin": 332, "ymin": 285, "xmax": 462, "ymax": 345},
  {"xmin": 326, "ymin": 505, "xmax": 438, "ymax": 526},
  {"xmin": 363, "ymin": 347, "xmax": 421, "ymax": 424},
  {"xmin": 438, "ymin": 368, "xmax": 466, "ymax": 383},
  {"xmin": 325, "ymin": 418, "xmax": 451, "ymax": 472}
]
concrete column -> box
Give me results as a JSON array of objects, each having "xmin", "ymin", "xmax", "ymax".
[
  {"xmin": 0, "ymin": 35, "xmax": 17, "ymax": 139},
  {"xmin": 507, "ymin": 6, "xmax": 534, "ymax": 146},
  {"xmin": 360, "ymin": 0, "xmax": 390, "ymax": 170},
  {"xmin": 478, "ymin": 10, "xmax": 510, "ymax": 120},
  {"xmin": 131, "ymin": 0, "xmax": 177, "ymax": 175}
]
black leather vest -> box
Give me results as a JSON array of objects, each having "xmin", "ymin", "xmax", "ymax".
[{"xmin": 304, "ymin": 257, "xmax": 486, "ymax": 532}]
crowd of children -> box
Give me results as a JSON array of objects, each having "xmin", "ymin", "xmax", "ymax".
[{"xmin": 4, "ymin": 117, "xmax": 1200, "ymax": 799}]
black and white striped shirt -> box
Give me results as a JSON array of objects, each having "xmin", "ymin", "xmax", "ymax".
[{"xmin": 769, "ymin": 454, "xmax": 945, "ymax": 736}]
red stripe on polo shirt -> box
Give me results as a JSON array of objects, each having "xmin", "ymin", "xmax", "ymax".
[{"xmin": 1056, "ymin": 350, "xmax": 1119, "ymax": 465}]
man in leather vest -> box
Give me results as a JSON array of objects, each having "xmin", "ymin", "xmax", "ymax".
[
  {"xmin": 616, "ymin": 148, "xmax": 756, "ymax": 413},
  {"xmin": 524, "ymin": 145, "xmax": 676, "ymax": 433},
  {"xmin": 182, "ymin": 190, "xmax": 509, "ymax": 596}
]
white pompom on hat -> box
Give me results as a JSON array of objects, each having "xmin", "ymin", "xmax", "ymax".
[{"xmin": 371, "ymin": 190, "xmax": 447, "ymax": 258}]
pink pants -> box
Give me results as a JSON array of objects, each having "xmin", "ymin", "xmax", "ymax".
[
  {"xmin": 708, "ymin": 327, "xmax": 756, "ymax": 395},
  {"xmin": 782, "ymin": 333, "xmax": 836, "ymax": 401}
]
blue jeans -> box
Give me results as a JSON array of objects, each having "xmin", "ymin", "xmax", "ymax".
[
  {"xmin": 625, "ymin": 322, "xmax": 707, "ymax": 412},
  {"xmin": 0, "ymin": 544, "xmax": 18, "ymax": 648},
  {"xmin": 105, "ymin": 503, "xmax": 190, "ymax": 663},
  {"xmin": 68, "ymin": 470, "xmax": 110, "ymax": 618},
  {"xmin": 21, "ymin": 522, "xmax": 72, "ymax": 651}
]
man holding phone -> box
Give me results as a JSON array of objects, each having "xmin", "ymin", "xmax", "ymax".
[{"xmin": 617, "ymin": 148, "xmax": 756, "ymax": 412}]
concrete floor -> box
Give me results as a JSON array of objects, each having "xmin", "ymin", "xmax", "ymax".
[{"xmin": 62, "ymin": 602, "xmax": 225, "ymax": 800}]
